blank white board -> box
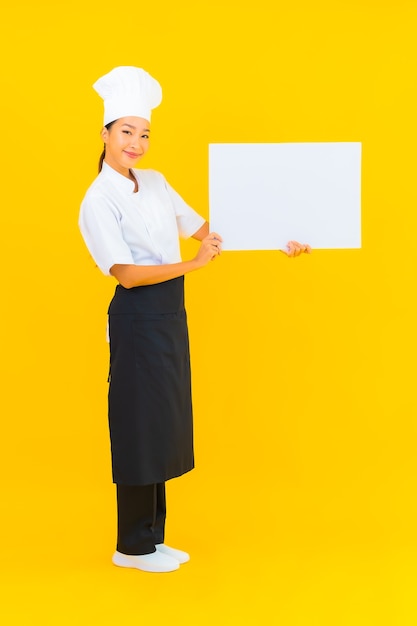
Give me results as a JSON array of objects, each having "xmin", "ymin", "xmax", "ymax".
[{"xmin": 209, "ymin": 142, "xmax": 362, "ymax": 250}]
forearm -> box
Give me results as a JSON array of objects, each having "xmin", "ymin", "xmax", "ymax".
[
  {"xmin": 192, "ymin": 221, "xmax": 209, "ymax": 241},
  {"xmin": 110, "ymin": 226, "xmax": 221, "ymax": 288},
  {"xmin": 110, "ymin": 259, "xmax": 203, "ymax": 289}
]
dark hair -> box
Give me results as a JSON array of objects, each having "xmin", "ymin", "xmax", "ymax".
[{"xmin": 98, "ymin": 120, "xmax": 116, "ymax": 172}]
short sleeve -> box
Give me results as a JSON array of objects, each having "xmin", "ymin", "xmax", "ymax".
[
  {"xmin": 163, "ymin": 178, "xmax": 205, "ymax": 238},
  {"xmin": 79, "ymin": 194, "xmax": 135, "ymax": 275}
]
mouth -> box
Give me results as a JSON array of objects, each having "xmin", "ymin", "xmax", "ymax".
[{"xmin": 124, "ymin": 151, "xmax": 141, "ymax": 159}]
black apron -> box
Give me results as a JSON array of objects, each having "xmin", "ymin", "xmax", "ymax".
[{"xmin": 107, "ymin": 276, "xmax": 194, "ymax": 485}]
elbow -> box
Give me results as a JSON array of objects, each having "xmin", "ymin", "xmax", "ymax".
[
  {"xmin": 119, "ymin": 278, "xmax": 136, "ymax": 289},
  {"xmin": 110, "ymin": 264, "xmax": 151, "ymax": 289},
  {"xmin": 110, "ymin": 265, "xmax": 137, "ymax": 289},
  {"xmin": 115, "ymin": 273, "xmax": 137, "ymax": 289}
]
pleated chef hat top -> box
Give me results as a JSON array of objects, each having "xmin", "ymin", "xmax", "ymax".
[{"xmin": 93, "ymin": 66, "xmax": 162, "ymax": 125}]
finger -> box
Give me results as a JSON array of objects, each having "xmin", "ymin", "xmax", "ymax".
[
  {"xmin": 293, "ymin": 242, "xmax": 305, "ymax": 256},
  {"xmin": 286, "ymin": 242, "xmax": 296, "ymax": 256},
  {"xmin": 289, "ymin": 241, "xmax": 306, "ymax": 255}
]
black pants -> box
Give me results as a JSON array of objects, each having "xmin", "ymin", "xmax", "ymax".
[{"xmin": 116, "ymin": 483, "xmax": 166, "ymax": 555}]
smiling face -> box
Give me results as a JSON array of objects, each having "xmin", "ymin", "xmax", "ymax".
[{"xmin": 101, "ymin": 116, "xmax": 151, "ymax": 177}]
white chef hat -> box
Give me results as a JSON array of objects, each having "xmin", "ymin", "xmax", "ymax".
[{"xmin": 93, "ymin": 66, "xmax": 162, "ymax": 125}]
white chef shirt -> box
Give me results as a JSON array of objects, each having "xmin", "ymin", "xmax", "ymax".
[{"xmin": 79, "ymin": 161, "xmax": 205, "ymax": 275}]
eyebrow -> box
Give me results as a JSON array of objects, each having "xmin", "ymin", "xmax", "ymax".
[{"xmin": 121, "ymin": 123, "xmax": 151, "ymax": 132}]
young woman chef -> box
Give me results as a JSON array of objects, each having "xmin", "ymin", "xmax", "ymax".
[{"xmin": 79, "ymin": 65, "xmax": 311, "ymax": 574}]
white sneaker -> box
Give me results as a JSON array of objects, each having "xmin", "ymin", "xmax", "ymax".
[
  {"xmin": 112, "ymin": 550, "xmax": 179, "ymax": 573},
  {"xmin": 156, "ymin": 543, "xmax": 190, "ymax": 564}
]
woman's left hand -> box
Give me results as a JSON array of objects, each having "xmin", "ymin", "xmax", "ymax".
[{"xmin": 282, "ymin": 241, "xmax": 312, "ymax": 257}]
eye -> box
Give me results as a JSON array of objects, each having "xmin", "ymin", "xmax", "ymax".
[
  {"xmin": 122, "ymin": 130, "xmax": 132, "ymax": 135},
  {"xmin": 141, "ymin": 134, "xmax": 150, "ymax": 139}
]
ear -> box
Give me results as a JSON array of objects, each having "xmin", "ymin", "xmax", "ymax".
[{"xmin": 100, "ymin": 127, "xmax": 108, "ymax": 143}]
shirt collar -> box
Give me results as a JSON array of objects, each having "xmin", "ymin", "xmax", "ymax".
[{"xmin": 101, "ymin": 161, "xmax": 139, "ymax": 194}]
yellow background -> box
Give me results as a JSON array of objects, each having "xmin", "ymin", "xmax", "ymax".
[{"xmin": 1, "ymin": 0, "xmax": 416, "ymax": 624}]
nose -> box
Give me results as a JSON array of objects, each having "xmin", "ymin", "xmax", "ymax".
[{"xmin": 130, "ymin": 137, "xmax": 144, "ymax": 154}]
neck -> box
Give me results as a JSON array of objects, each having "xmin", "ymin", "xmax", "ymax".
[
  {"xmin": 129, "ymin": 169, "xmax": 139, "ymax": 192},
  {"xmin": 104, "ymin": 160, "xmax": 138, "ymax": 191}
]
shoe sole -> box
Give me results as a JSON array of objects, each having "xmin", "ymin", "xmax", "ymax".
[{"xmin": 112, "ymin": 552, "xmax": 179, "ymax": 573}]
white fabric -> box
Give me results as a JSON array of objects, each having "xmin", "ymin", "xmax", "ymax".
[
  {"xmin": 93, "ymin": 66, "xmax": 162, "ymax": 125},
  {"xmin": 79, "ymin": 162, "xmax": 205, "ymax": 276}
]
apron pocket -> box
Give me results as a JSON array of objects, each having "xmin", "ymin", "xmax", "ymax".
[{"xmin": 132, "ymin": 313, "xmax": 188, "ymax": 370}]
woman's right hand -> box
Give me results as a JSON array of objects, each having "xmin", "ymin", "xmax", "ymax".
[{"xmin": 194, "ymin": 232, "xmax": 223, "ymax": 267}]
